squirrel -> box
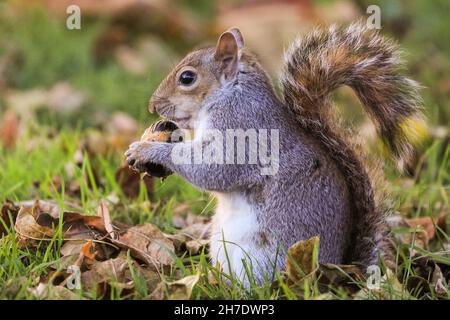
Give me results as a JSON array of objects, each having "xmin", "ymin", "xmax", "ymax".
[{"xmin": 125, "ymin": 23, "xmax": 423, "ymax": 285}]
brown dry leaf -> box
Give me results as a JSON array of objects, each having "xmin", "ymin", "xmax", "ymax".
[
  {"xmin": 431, "ymin": 264, "xmax": 448, "ymax": 296},
  {"xmin": 97, "ymin": 200, "xmax": 116, "ymax": 239},
  {"xmin": 185, "ymin": 213, "xmax": 210, "ymax": 227},
  {"xmin": 405, "ymin": 217, "xmax": 436, "ymax": 241},
  {"xmin": 405, "ymin": 212, "xmax": 448, "ymax": 241},
  {"xmin": 0, "ymin": 110, "xmax": 21, "ymax": 148},
  {"xmin": 18, "ymin": 199, "xmax": 60, "ymax": 218},
  {"xmin": 387, "ymin": 215, "xmax": 428, "ymax": 250},
  {"xmin": 62, "ymin": 240, "xmax": 100, "ymax": 273},
  {"xmin": 80, "ymin": 251, "xmax": 160, "ymax": 297},
  {"xmin": 186, "ymin": 239, "xmax": 209, "ymax": 256},
  {"xmin": 207, "ymin": 270, "xmax": 219, "ymax": 286},
  {"xmin": 112, "ymin": 224, "xmax": 175, "ymax": 269},
  {"xmin": 81, "ymin": 240, "xmax": 97, "ymax": 260},
  {"xmin": 179, "ymin": 222, "xmax": 211, "ymax": 241},
  {"xmin": 137, "ymin": 266, "xmax": 162, "ymax": 294},
  {"xmin": 387, "ymin": 212, "xmax": 449, "ymax": 252},
  {"xmin": 405, "ymin": 255, "xmax": 449, "ymax": 298},
  {"xmin": 37, "ymin": 211, "xmax": 106, "ymax": 239},
  {"xmin": 150, "ymin": 274, "xmax": 200, "ymax": 300},
  {"xmin": 165, "ymin": 217, "xmax": 210, "ymax": 255},
  {"xmin": 80, "ymin": 254, "xmax": 130, "ymax": 292},
  {"xmin": 60, "ymin": 240, "xmax": 85, "ymax": 257},
  {"xmin": 28, "ymin": 283, "xmax": 82, "ymax": 300},
  {"xmin": 14, "ymin": 205, "xmax": 54, "ymax": 245},
  {"xmin": 168, "ymin": 274, "xmax": 200, "ymax": 300},
  {"xmin": 13, "ymin": 199, "xmax": 108, "ymax": 246},
  {"xmin": 164, "ymin": 233, "xmax": 188, "ymax": 255},
  {"xmin": 172, "ymin": 208, "xmax": 210, "ymax": 229},
  {"xmin": 172, "ymin": 203, "xmax": 191, "ymax": 228},
  {"xmin": 166, "ymin": 222, "xmax": 210, "ymax": 254},
  {"xmin": 149, "ymin": 281, "xmax": 165, "ymax": 300},
  {"xmin": 317, "ymin": 264, "xmax": 366, "ymax": 293},
  {"xmin": 60, "ymin": 240, "xmax": 117, "ymax": 270},
  {"xmin": 286, "ymin": 236, "xmax": 320, "ymax": 282}
]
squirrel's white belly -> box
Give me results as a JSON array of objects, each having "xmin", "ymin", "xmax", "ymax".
[{"xmin": 210, "ymin": 192, "xmax": 260, "ymax": 280}]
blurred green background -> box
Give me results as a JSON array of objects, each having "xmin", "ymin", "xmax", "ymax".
[{"xmin": 0, "ymin": 0, "xmax": 448, "ymax": 126}]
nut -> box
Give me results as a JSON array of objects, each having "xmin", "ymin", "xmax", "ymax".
[{"xmin": 140, "ymin": 120, "xmax": 181, "ymax": 178}]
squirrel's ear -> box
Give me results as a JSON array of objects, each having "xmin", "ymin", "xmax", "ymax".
[{"xmin": 214, "ymin": 27, "xmax": 244, "ymax": 81}]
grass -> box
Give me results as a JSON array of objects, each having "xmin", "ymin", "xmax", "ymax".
[
  {"xmin": 0, "ymin": 2, "xmax": 449, "ymax": 300},
  {"xmin": 0, "ymin": 125, "xmax": 448, "ymax": 299}
]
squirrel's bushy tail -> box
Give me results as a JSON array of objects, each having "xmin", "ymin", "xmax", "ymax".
[{"xmin": 280, "ymin": 23, "xmax": 423, "ymax": 267}]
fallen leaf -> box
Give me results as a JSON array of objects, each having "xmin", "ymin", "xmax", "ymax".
[
  {"xmin": 112, "ymin": 224, "xmax": 175, "ymax": 269},
  {"xmin": 13, "ymin": 200, "xmax": 110, "ymax": 246},
  {"xmin": 149, "ymin": 281, "xmax": 166, "ymax": 300},
  {"xmin": 164, "ymin": 233, "xmax": 188, "ymax": 255},
  {"xmin": 18, "ymin": 199, "xmax": 60, "ymax": 219},
  {"xmin": 150, "ymin": 274, "xmax": 200, "ymax": 300},
  {"xmin": 405, "ymin": 217, "xmax": 436, "ymax": 241},
  {"xmin": 387, "ymin": 214, "xmax": 428, "ymax": 251},
  {"xmin": 388, "ymin": 212, "xmax": 449, "ymax": 253},
  {"xmin": 207, "ymin": 270, "xmax": 219, "ymax": 286},
  {"xmin": 28, "ymin": 283, "xmax": 82, "ymax": 300},
  {"xmin": 186, "ymin": 239, "xmax": 209, "ymax": 255},
  {"xmin": 60, "ymin": 240, "xmax": 85, "ymax": 257},
  {"xmin": 317, "ymin": 264, "xmax": 366, "ymax": 293},
  {"xmin": 286, "ymin": 236, "xmax": 320, "ymax": 282},
  {"xmin": 168, "ymin": 274, "xmax": 200, "ymax": 300},
  {"xmin": 431, "ymin": 263, "xmax": 448, "ymax": 296},
  {"xmin": 0, "ymin": 110, "xmax": 21, "ymax": 148},
  {"xmin": 179, "ymin": 222, "xmax": 211, "ymax": 241},
  {"xmin": 81, "ymin": 240, "xmax": 97, "ymax": 260},
  {"xmin": 80, "ymin": 254, "xmax": 130, "ymax": 291},
  {"xmin": 172, "ymin": 204, "xmax": 192, "ymax": 228},
  {"xmin": 14, "ymin": 205, "xmax": 54, "ymax": 245},
  {"xmin": 36, "ymin": 211, "xmax": 106, "ymax": 239},
  {"xmin": 97, "ymin": 200, "xmax": 116, "ymax": 239},
  {"xmin": 172, "ymin": 209, "xmax": 210, "ymax": 229},
  {"xmin": 405, "ymin": 255, "xmax": 449, "ymax": 298}
]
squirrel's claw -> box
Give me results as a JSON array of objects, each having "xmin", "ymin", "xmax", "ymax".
[{"xmin": 124, "ymin": 141, "xmax": 152, "ymax": 172}]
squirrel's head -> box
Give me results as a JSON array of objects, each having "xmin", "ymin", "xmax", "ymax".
[{"xmin": 149, "ymin": 27, "xmax": 257, "ymax": 129}]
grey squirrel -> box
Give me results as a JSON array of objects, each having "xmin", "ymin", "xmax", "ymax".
[{"xmin": 125, "ymin": 23, "xmax": 423, "ymax": 284}]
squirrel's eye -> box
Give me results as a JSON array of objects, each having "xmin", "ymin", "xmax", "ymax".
[{"xmin": 179, "ymin": 70, "xmax": 197, "ymax": 86}]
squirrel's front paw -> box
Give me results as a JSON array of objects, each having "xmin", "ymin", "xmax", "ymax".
[{"xmin": 125, "ymin": 141, "xmax": 154, "ymax": 172}]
